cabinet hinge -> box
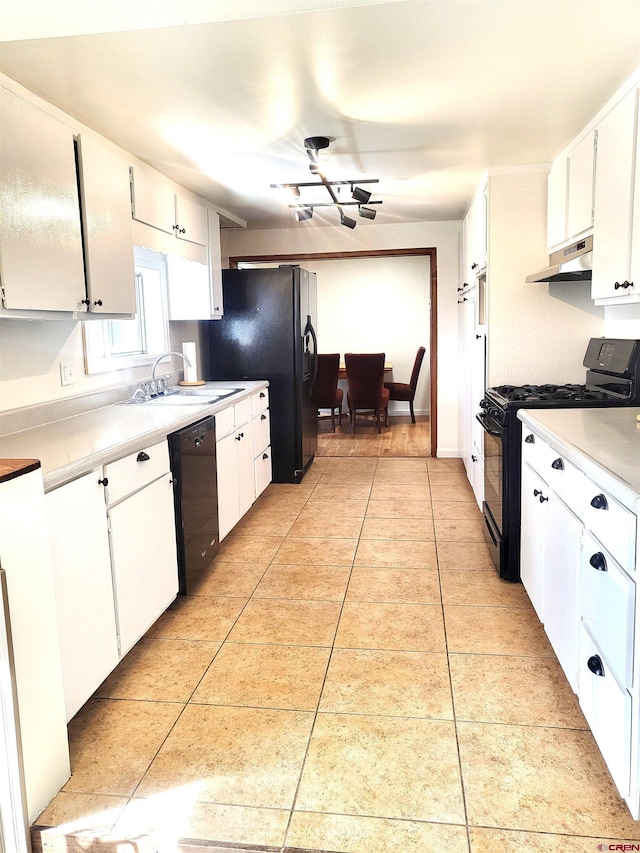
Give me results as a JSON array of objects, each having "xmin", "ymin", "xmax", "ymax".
[
  {"xmin": 0, "ymin": 283, "xmax": 5, "ymax": 308},
  {"xmin": 107, "ymin": 516, "xmax": 112, "ymax": 533},
  {"xmin": 116, "ymin": 633, "xmax": 121, "ymax": 655}
]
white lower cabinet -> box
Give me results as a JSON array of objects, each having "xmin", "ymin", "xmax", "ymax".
[
  {"xmin": 520, "ymin": 456, "xmax": 581, "ymax": 689},
  {"xmin": 216, "ymin": 389, "xmax": 272, "ymax": 539},
  {"xmin": 520, "ymin": 461, "xmax": 546, "ymax": 621},
  {"xmin": 44, "ymin": 440, "xmax": 179, "ymax": 717},
  {"xmin": 520, "ymin": 417, "xmax": 639, "ymax": 814},
  {"xmin": 579, "ymin": 625, "xmax": 632, "ymax": 798},
  {"xmin": 108, "ymin": 473, "xmax": 178, "ymax": 655},
  {"xmin": 46, "ymin": 472, "xmax": 119, "ymax": 721},
  {"xmin": 542, "ymin": 490, "xmax": 581, "ymax": 692}
]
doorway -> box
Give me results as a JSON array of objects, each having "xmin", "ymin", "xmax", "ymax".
[{"xmin": 229, "ymin": 248, "xmax": 438, "ymax": 457}]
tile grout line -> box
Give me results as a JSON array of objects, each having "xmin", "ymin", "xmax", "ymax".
[
  {"xmin": 280, "ymin": 458, "xmax": 377, "ymax": 851},
  {"xmin": 427, "ymin": 462, "xmax": 474, "ymax": 853}
]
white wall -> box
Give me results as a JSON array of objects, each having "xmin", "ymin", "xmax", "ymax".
[
  {"xmin": 486, "ymin": 170, "xmax": 605, "ymax": 386},
  {"xmin": 224, "ymin": 220, "xmax": 461, "ymax": 455},
  {"xmin": 242, "ymin": 256, "xmax": 431, "ymax": 417},
  {"xmin": 603, "ymin": 303, "xmax": 640, "ymax": 338},
  {"xmin": 0, "ymin": 317, "xmax": 206, "ymax": 412}
]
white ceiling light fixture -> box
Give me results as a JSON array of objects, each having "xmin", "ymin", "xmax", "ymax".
[{"xmin": 271, "ymin": 136, "xmax": 382, "ymax": 228}]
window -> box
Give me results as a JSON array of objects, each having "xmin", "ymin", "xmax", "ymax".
[{"xmin": 83, "ymin": 247, "xmax": 169, "ymax": 374}]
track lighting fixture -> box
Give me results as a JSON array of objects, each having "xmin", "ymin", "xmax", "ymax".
[
  {"xmin": 358, "ymin": 205, "xmax": 377, "ymax": 220},
  {"xmin": 340, "ymin": 211, "xmax": 357, "ymax": 229},
  {"xmin": 352, "ymin": 186, "xmax": 371, "ymax": 204},
  {"xmin": 271, "ymin": 136, "xmax": 382, "ymax": 228}
]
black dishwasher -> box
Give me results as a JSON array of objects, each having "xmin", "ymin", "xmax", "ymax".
[{"xmin": 169, "ymin": 416, "xmax": 219, "ymax": 594}]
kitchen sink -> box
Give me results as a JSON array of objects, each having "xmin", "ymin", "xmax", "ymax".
[{"xmin": 120, "ymin": 387, "xmax": 242, "ymax": 406}]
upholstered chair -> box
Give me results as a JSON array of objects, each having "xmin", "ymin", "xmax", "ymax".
[
  {"xmin": 344, "ymin": 352, "xmax": 390, "ymax": 434},
  {"xmin": 310, "ymin": 353, "xmax": 344, "ymax": 431},
  {"xmin": 384, "ymin": 346, "xmax": 426, "ymax": 424}
]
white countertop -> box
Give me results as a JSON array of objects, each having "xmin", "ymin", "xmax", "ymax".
[
  {"xmin": 0, "ymin": 381, "xmax": 267, "ymax": 492},
  {"xmin": 518, "ymin": 407, "xmax": 640, "ymax": 510}
]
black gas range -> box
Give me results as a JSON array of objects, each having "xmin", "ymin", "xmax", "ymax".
[{"xmin": 477, "ymin": 338, "xmax": 640, "ymax": 582}]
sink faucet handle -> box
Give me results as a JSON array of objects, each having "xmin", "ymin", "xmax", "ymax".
[{"xmin": 156, "ymin": 376, "xmax": 167, "ymax": 395}]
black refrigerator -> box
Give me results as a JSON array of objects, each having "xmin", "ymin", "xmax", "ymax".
[{"xmin": 205, "ymin": 266, "xmax": 318, "ymax": 483}]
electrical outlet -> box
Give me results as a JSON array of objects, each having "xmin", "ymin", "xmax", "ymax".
[{"xmin": 59, "ymin": 361, "xmax": 74, "ymax": 386}]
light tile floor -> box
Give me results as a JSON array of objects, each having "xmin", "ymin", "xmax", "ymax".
[{"xmin": 35, "ymin": 456, "xmax": 640, "ymax": 852}]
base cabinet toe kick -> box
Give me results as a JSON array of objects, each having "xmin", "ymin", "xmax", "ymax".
[{"xmin": 518, "ymin": 412, "xmax": 639, "ymax": 818}]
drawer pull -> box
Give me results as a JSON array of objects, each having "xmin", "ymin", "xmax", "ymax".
[
  {"xmin": 587, "ymin": 655, "xmax": 605, "ymax": 677},
  {"xmin": 136, "ymin": 451, "xmax": 150, "ymax": 462},
  {"xmin": 589, "ymin": 551, "xmax": 608, "ymax": 572},
  {"xmin": 235, "ymin": 432, "xmax": 244, "ymax": 441},
  {"xmin": 98, "ymin": 477, "xmax": 109, "ymax": 487},
  {"xmin": 551, "ymin": 458, "xmax": 564, "ymax": 470},
  {"xmin": 590, "ymin": 494, "xmax": 608, "ymax": 511},
  {"xmin": 533, "ymin": 489, "xmax": 548, "ymax": 503},
  {"xmin": 524, "ymin": 434, "xmax": 535, "ymax": 444}
]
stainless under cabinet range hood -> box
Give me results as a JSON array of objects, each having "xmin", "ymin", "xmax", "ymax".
[{"xmin": 526, "ymin": 235, "xmax": 593, "ymax": 283}]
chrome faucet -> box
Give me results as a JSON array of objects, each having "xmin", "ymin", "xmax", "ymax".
[{"xmin": 149, "ymin": 351, "xmax": 193, "ymax": 395}]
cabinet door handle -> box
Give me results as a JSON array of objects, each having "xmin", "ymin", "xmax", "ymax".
[
  {"xmin": 589, "ymin": 551, "xmax": 608, "ymax": 572},
  {"xmin": 524, "ymin": 434, "xmax": 535, "ymax": 444},
  {"xmin": 587, "ymin": 655, "xmax": 605, "ymax": 677},
  {"xmin": 471, "ymin": 454, "xmax": 477, "ymax": 462},
  {"xmin": 551, "ymin": 458, "xmax": 564, "ymax": 470},
  {"xmin": 93, "ymin": 299, "xmax": 103, "ymax": 307},
  {"xmin": 260, "ymin": 392, "xmax": 266, "ymax": 398},
  {"xmin": 81, "ymin": 298, "xmax": 90, "ymax": 306},
  {"xmin": 136, "ymin": 451, "xmax": 150, "ymax": 462},
  {"xmin": 590, "ymin": 494, "xmax": 608, "ymax": 510},
  {"xmin": 261, "ymin": 414, "xmax": 267, "ymax": 420},
  {"xmin": 533, "ymin": 488, "xmax": 548, "ymax": 503},
  {"xmin": 235, "ymin": 432, "xmax": 244, "ymax": 441},
  {"xmin": 98, "ymin": 477, "xmax": 109, "ymax": 487},
  {"xmin": 262, "ymin": 452, "xmax": 269, "ymax": 459}
]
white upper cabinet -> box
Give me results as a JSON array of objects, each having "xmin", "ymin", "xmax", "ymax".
[
  {"xmin": 130, "ymin": 163, "xmax": 209, "ymax": 246},
  {"xmin": 591, "ymin": 87, "xmax": 639, "ymax": 304},
  {"xmin": 174, "ymin": 193, "xmax": 208, "ymax": 246},
  {"xmin": 546, "ymin": 156, "xmax": 568, "ymax": 248},
  {"xmin": 76, "ymin": 134, "xmax": 136, "ymax": 315},
  {"xmin": 546, "ymin": 131, "xmax": 595, "ymax": 249},
  {"xmin": 567, "ymin": 131, "xmax": 596, "ymax": 239},
  {"xmin": 129, "ymin": 162, "xmax": 176, "ymax": 235},
  {"xmin": 0, "ymin": 88, "xmax": 85, "ymax": 312}
]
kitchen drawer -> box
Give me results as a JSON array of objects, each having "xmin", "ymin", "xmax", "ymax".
[
  {"xmin": 521, "ymin": 429, "xmax": 550, "ymax": 474},
  {"xmin": 583, "ymin": 483, "xmax": 636, "ymax": 570},
  {"xmin": 541, "ymin": 451, "xmax": 586, "ymax": 518},
  {"xmin": 579, "ymin": 625, "xmax": 632, "ymax": 798},
  {"xmin": 234, "ymin": 397, "xmax": 252, "ymax": 428},
  {"xmin": 253, "ymin": 410, "xmax": 270, "ymax": 456},
  {"xmin": 254, "ymin": 446, "xmax": 272, "ymax": 498},
  {"xmin": 215, "ymin": 405, "xmax": 235, "ymax": 440},
  {"xmin": 581, "ymin": 531, "xmax": 635, "ymax": 687},
  {"xmin": 251, "ymin": 388, "xmax": 269, "ymax": 417},
  {"xmin": 104, "ymin": 441, "xmax": 170, "ymax": 506}
]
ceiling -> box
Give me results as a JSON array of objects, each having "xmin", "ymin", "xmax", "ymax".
[{"xmin": 1, "ymin": 0, "xmax": 639, "ymax": 230}]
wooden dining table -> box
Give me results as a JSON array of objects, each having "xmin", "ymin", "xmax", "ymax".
[{"xmin": 338, "ymin": 362, "xmax": 393, "ymax": 380}]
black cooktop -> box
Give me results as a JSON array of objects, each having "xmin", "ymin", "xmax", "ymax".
[{"xmin": 491, "ymin": 383, "xmax": 613, "ymax": 404}]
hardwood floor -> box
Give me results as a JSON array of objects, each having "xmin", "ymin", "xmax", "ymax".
[{"xmin": 316, "ymin": 415, "xmax": 431, "ymax": 457}]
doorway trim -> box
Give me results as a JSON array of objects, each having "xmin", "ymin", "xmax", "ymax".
[{"xmin": 228, "ymin": 248, "xmax": 438, "ymax": 457}]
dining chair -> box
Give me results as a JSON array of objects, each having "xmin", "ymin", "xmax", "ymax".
[
  {"xmin": 310, "ymin": 353, "xmax": 344, "ymax": 432},
  {"xmin": 344, "ymin": 352, "xmax": 390, "ymax": 434},
  {"xmin": 384, "ymin": 346, "xmax": 426, "ymax": 424}
]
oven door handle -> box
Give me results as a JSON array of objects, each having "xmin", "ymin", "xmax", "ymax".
[{"xmin": 476, "ymin": 413, "xmax": 502, "ymax": 437}]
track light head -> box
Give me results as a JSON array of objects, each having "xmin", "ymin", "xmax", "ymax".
[
  {"xmin": 358, "ymin": 205, "xmax": 377, "ymax": 220},
  {"xmin": 340, "ymin": 211, "xmax": 357, "ymax": 229},
  {"xmin": 352, "ymin": 186, "xmax": 371, "ymax": 204},
  {"xmin": 294, "ymin": 206, "xmax": 313, "ymax": 222}
]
